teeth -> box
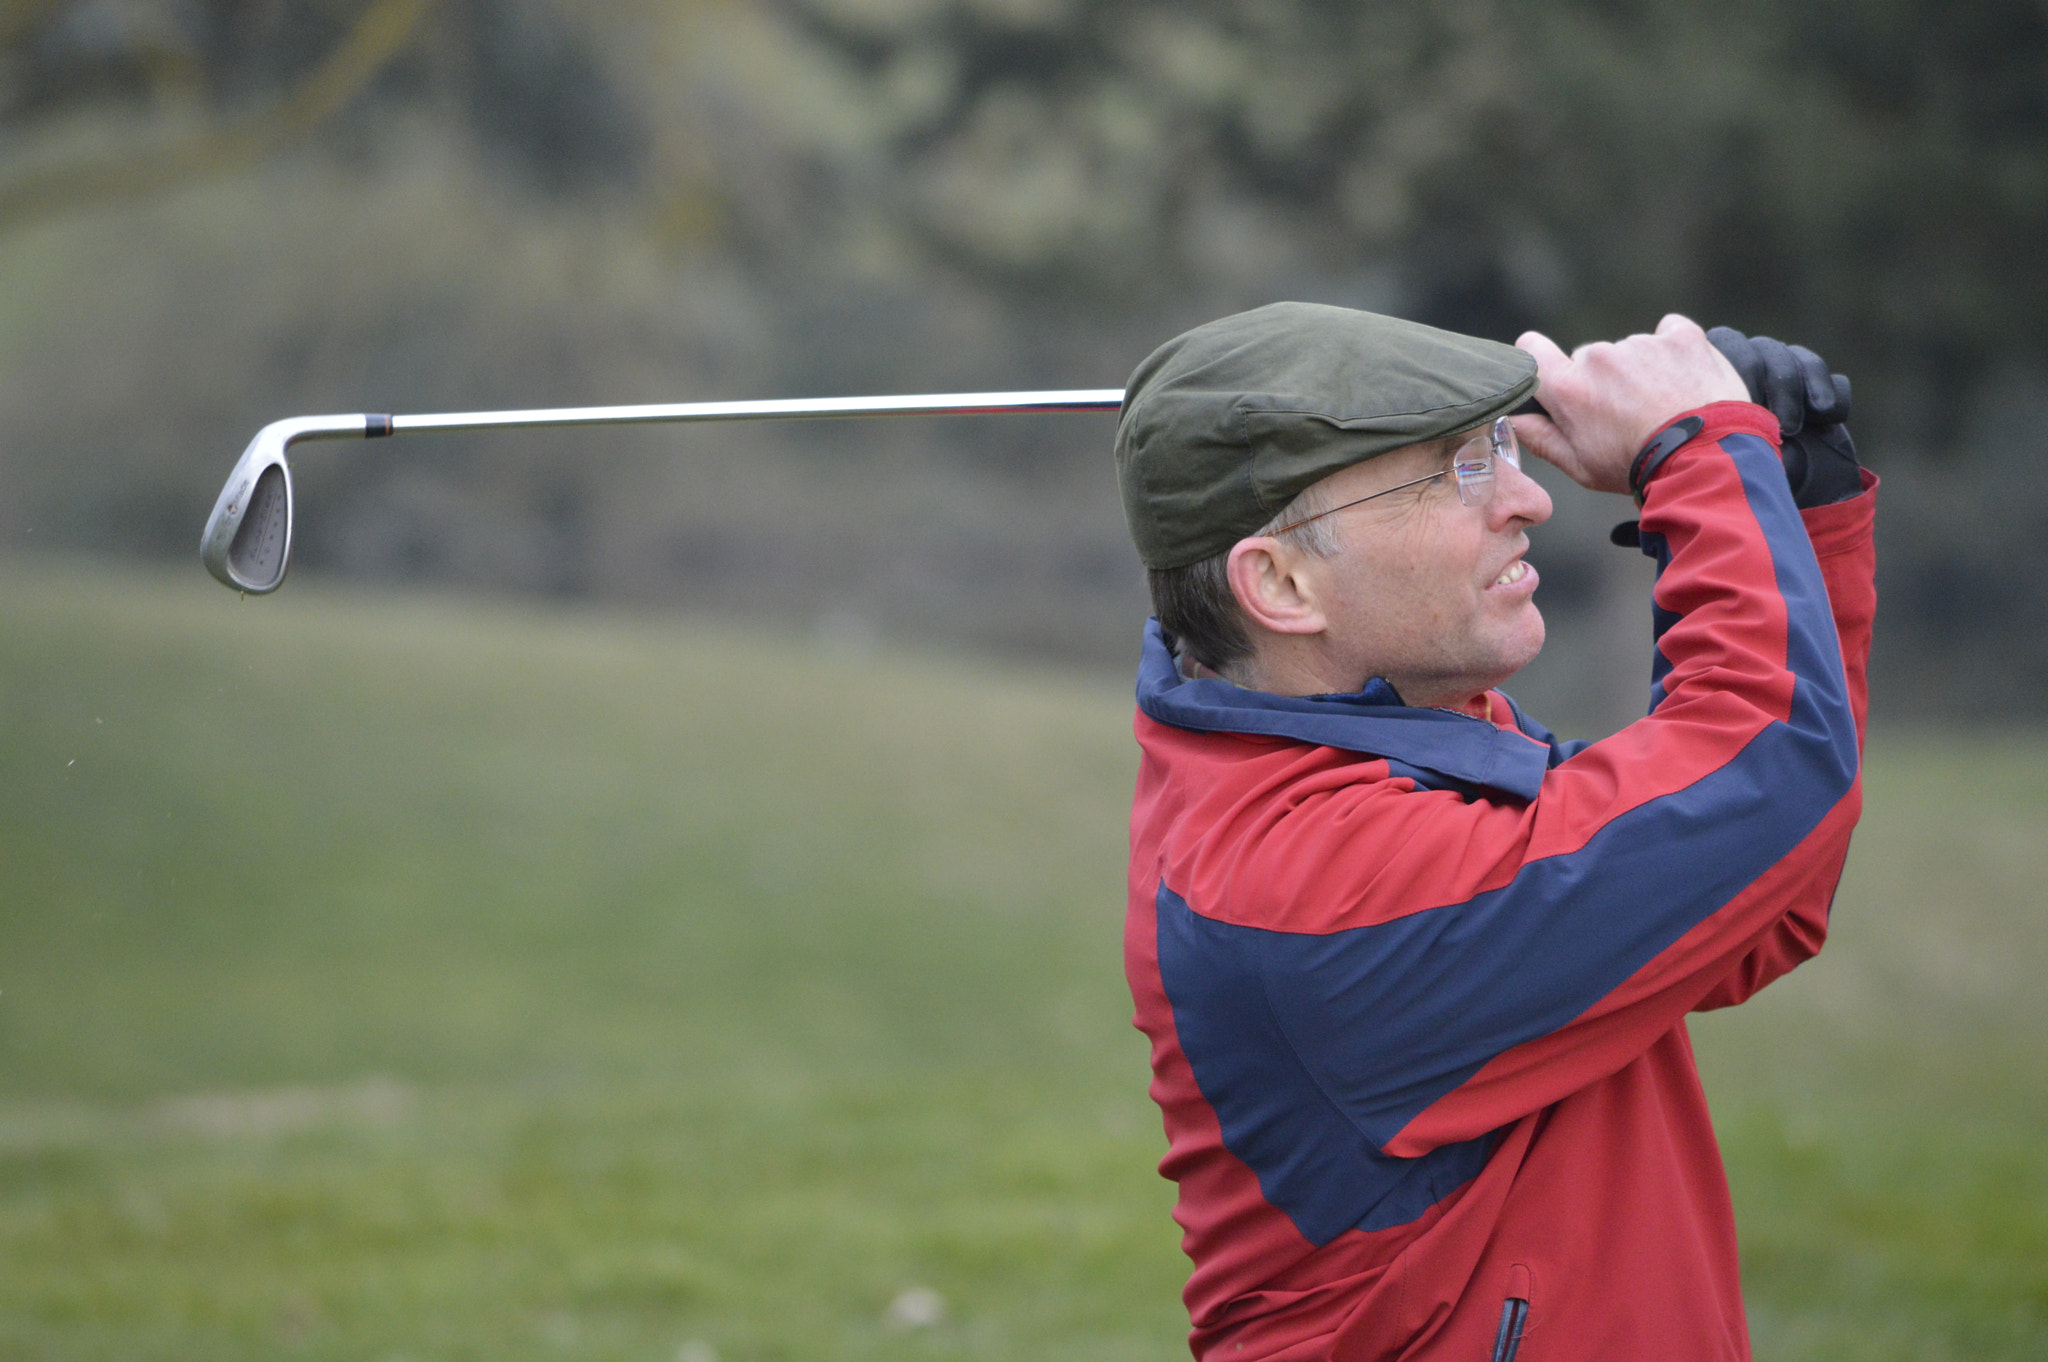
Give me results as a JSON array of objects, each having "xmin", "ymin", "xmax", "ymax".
[{"xmin": 1495, "ymin": 560, "xmax": 1528, "ymax": 586}]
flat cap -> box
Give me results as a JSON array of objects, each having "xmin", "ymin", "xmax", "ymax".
[{"xmin": 1115, "ymin": 301, "xmax": 1538, "ymax": 569}]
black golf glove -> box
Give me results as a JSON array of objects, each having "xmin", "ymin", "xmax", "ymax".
[{"xmin": 1707, "ymin": 327, "xmax": 1866, "ymax": 508}]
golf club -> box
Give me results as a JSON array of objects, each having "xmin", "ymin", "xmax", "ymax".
[{"xmin": 200, "ymin": 389, "xmax": 1126, "ymax": 594}]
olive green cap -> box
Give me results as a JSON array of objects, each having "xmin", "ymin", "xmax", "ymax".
[{"xmin": 1115, "ymin": 301, "xmax": 1538, "ymax": 569}]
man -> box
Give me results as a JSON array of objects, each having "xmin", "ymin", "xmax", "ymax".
[{"xmin": 1115, "ymin": 303, "xmax": 1875, "ymax": 1361}]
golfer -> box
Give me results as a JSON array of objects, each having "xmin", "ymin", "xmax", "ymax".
[{"xmin": 1116, "ymin": 303, "xmax": 1875, "ymax": 1361}]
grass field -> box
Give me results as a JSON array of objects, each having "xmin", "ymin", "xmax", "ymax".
[{"xmin": 2, "ymin": 558, "xmax": 2043, "ymax": 1361}]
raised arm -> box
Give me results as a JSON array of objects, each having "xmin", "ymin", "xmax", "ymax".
[{"xmin": 1689, "ymin": 327, "xmax": 1875, "ymax": 1009}]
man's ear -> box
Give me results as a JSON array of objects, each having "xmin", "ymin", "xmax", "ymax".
[{"xmin": 1225, "ymin": 537, "xmax": 1326, "ymax": 637}]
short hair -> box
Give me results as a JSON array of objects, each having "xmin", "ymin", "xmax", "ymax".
[{"xmin": 1147, "ymin": 483, "xmax": 1339, "ymax": 678}]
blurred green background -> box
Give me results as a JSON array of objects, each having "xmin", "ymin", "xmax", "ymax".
[{"xmin": 2, "ymin": 3, "xmax": 2045, "ymax": 1358}]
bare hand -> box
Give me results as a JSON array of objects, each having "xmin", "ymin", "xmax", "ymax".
[{"xmin": 1513, "ymin": 315, "xmax": 1749, "ymax": 494}]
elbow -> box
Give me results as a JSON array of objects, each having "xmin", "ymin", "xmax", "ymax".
[{"xmin": 1786, "ymin": 669, "xmax": 1860, "ymax": 800}]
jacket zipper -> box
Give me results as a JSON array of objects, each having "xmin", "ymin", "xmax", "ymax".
[{"xmin": 1489, "ymin": 1294, "xmax": 1529, "ymax": 1362}]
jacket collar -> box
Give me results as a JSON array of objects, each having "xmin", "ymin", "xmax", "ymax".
[{"xmin": 1134, "ymin": 619, "xmax": 1552, "ymax": 801}]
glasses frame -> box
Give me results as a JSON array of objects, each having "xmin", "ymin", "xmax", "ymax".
[{"xmin": 1265, "ymin": 416, "xmax": 1522, "ymax": 538}]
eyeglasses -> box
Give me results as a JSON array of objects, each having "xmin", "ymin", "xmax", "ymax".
[{"xmin": 1266, "ymin": 416, "xmax": 1523, "ymax": 537}]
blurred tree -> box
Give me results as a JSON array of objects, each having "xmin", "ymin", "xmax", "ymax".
[
  {"xmin": 0, "ymin": 0, "xmax": 642, "ymax": 232},
  {"xmin": 0, "ymin": 0, "xmax": 436, "ymax": 231},
  {"xmin": 698, "ymin": 0, "xmax": 2047, "ymax": 441}
]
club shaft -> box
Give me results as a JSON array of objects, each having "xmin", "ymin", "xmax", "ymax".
[
  {"xmin": 383, "ymin": 389, "xmax": 1125, "ymax": 437},
  {"xmin": 204, "ymin": 388, "xmax": 1126, "ymax": 595}
]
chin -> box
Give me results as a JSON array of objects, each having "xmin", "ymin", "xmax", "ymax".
[{"xmin": 1494, "ymin": 608, "xmax": 1547, "ymax": 684}]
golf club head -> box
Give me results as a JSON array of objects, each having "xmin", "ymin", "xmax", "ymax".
[{"xmin": 201, "ymin": 416, "xmax": 365, "ymax": 594}]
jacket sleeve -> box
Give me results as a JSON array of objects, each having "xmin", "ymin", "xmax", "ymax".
[
  {"xmin": 1692, "ymin": 469, "xmax": 1877, "ymax": 1010},
  {"xmin": 1177, "ymin": 402, "xmax": 1870, "ymax": 1159}
]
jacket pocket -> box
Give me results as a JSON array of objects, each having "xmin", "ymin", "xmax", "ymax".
[{"xmin": 1488, "ymin": 1264, "xmax": 1532, "ymax": 1362}]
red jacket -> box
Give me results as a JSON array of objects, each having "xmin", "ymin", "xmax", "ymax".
[{"xmin": 1125, "ymin": 402, "xmax": 1876, "ymax": 1361}]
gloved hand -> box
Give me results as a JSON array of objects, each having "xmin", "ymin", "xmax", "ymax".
[{"xmin": 1706, "ymin": 327, "xmax": 1865, "ymax": 507}]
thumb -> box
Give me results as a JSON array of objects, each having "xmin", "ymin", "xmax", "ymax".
[
  {"xmin": 1511, "ymin": 411, "xmax": 1576, "ymax": 472},
  {"xmin": 1511, "ymin": 410, "xmax": 1629, "ymax": 495}
]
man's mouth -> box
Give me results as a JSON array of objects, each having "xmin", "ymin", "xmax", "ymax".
[{"xmin": 1494, "ymin": 560, "xmax": 1532, "ymax": 587}]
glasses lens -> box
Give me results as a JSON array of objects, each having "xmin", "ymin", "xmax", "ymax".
[
  {"xmin": 1493, "ymin": 416, "xmax": 1521, "ymax": 471},
  {"xmin": 1452, "ymin": 419, "xmax": 1523, "ymax": 507},
  {"xmin": 1453, "ymin": 429, "xmax": 1495, "ymax": 508}
]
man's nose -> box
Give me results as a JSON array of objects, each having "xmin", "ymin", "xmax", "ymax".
[{"xmin": 1488, "ymin": 459, "xmax": 1553, "ymax": 530}]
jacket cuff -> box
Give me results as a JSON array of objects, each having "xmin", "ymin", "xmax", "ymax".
[
  {"xmin": 1800, "ymin": 468, "xmax": 1879, "ymax": 560},
  {"xmin": 1634, "ymin": 401, "xmax": 1780, "ymax": 504}
]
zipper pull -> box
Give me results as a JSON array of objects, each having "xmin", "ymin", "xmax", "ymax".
[{"xmin": 1490, "ymin": 1264, "xmax": 1532, "ymax": 1362}]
